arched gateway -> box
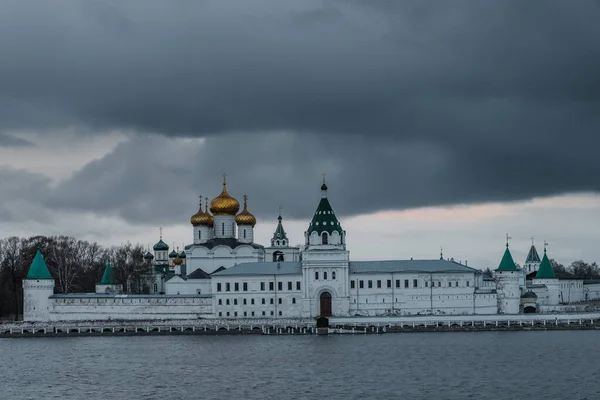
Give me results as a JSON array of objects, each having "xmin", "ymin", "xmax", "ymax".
[{"xmin": 320, "ymin": 292, "xmax": 332, "ymax": 317}]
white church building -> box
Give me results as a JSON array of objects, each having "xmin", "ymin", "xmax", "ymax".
[{"xmin": 22, "ymin": 177, "xmax": 600, "ymax": 322}]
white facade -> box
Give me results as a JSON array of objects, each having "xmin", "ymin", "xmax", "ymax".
[{"xmin": 21, "ymin": 179, "xmax": 600, "ymax": 322}]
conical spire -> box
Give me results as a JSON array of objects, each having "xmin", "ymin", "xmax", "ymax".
[
  {"xmin": 100, "ymin": 262, "xmax": 115, "ymax": 284},
  {"xmin": 308, "ymin": 178, "xmax": 342, "ymax": 235},
  {"xmin": 272, "ymin": 207, "xmax": 289, "ymax": 245},
  {"xmin": 26, "ymin": 246, "xmax": 53, "ymax": 280},
  {"xmin": 535, "ymin": 245, "xmax": 557, "ymax": 279},
  {"xmin": 525, "ymin": 241, "xmax": 541, "ymax": 264},
  {"xmin": 496, "ymin": 238, "xmax": 518, "ymax": 271}
]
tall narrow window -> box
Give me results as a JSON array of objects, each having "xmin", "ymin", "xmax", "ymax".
[
  {"xmin": 243, "ymin": 229, "xmax": 246, "ymax": 239},
  {"xmin": 324, "ymin": 271, "xmax": 328, "ymax": 280},
  {"xmin": 321, "ymin": 232, "xmax": 328, "ymax": 244},
  {"xmin": 315, "ymin": 271, "xmax": 319, "ymax": 280},
  {"xmin": 332, "ymin": 271, "xmax": 336, "ymax": 280},
  {"xmin": 199, "ymin": 231, "xmax": 201, "ymax": 240},
  {"xmin": 222, "ymin": 223, "xmax": 225, "ymax": 235}
]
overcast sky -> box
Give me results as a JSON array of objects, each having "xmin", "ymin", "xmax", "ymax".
[{"xmin": 1, "ymin": 1, "xmax": 599, "ymax": 269}]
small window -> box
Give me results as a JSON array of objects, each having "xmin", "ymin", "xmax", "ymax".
[
  {"xmin": 332, "ymin": 271, "xmax": 336, "ymax": 280},
  {"xmin": 292, "ymin": 297, "xmax": 296, "ymax": 304},
  {"xmin": 226, "ymin": 312, "xmax": 230, "ymax": 316},
  {"xmin": 222, "ymin": 223, "xmax": 225, "ymax": 235},
  {"xmin": 218, "ymin": 299, "xmax": 222, "ymax": 305},
  {"xmin": 278, "ymin": 282, "xmax": 283, "ymax": 291},
  {"xmin": 226, "ymin": 283, "xmax": 230, "ymax": 292},
  {"xmin": 243, "ymin": 282, "xmax": 248, "ymax": 291},
  {"xmin": 234, "ymin": 283, "xmax": 239, "ymax": 292},
  {"xmin": 456, "ymin": 281, "xmax": 459, "ymax": 287},
  {"xmin": 244, "ymin": 311, "xmax": 247, "ymax": 317},
  {"xmin": 226, "ymin": 299, "xmax": 230, "ymax": 305},
  {"xmin": 449, "ymin": 282, "xmax": 452, "ymax": 287},
  {"xmin": 243, "ymin": 229, "xmax": 246, "ymax": 239},
  {"xmin": 251, "ymin": 298, "xmax": 255, "ymax": 305},
  {"xmin": 425, "ymin": 281, "xmax": 428, "ymax": 287},
  {"xmin": 387, "ymin": 280, "xmax": 391, "ymax": 288},
  {"xmin": 377, "ymin": 280, "xmax": 382, "ymax": 288},
  {"xmin": 269, "ymin": 282, "xmax": 274, "ymax": 291},
  {"xmin": 413, "ymin": 279, "xmax": 417, "ymax": 288},
  {"xmin": 351, "ymin": 281, "xmax": 356, "ymax": 289},
  {"xmin": 315, "ymin": 271, "xmax": 319, "ymax": 280},
  {"xmin": 296, "ymin": 281, "xmax": 301, "ymax": 290},
  {"xmin": 234, "ymin": 312, "xmax": 237, "ymax": 317},
  {"xmin": 219, "ymin": 312, "xmax": 222, "ymax": 317},
  {"xmin": 243, "ymin": 298, "xmax": 247, "ymax": 305},
  {"xmin": 270, "ymin": 311, "xmax": 274, "ymax": 316},
  {"xmin": 438, "ymin": 281, "xmax": 441, "ymax": 287},
  {"xmin": 251, "ymin": 311, "xmax": 255, "ymax": 316},
  {"xmin": 466, "ymin": 281, "xmax": 470, "ymax": 287},
  {"xmin": 278, "ymin": 311, "xmax": 282, "ymax": 316},
  {"xmin": 396, "ymin": 279, "xmax": 400, "ymax": 288},
  {"xmin": 234, "ymin": 299, "xmax": 238, "ymax": 305},
  {"xmin": 404, "ymin": 279, "xmax": 409, "ymax": 288},
  {"xmin": 270, "ymin": 298, "xmax": 274, "ymax": 305},
  {"xmin": 262, "ymin": 298, "xmax": 266, "ymax": 305},
  {"xmin": 262, "ymin": 311, "xmax": 266, "ymax": 316},
  {"xmin": 199, "ymin": 231, "xmax": 201, "ymax": 240},
  {"xmin": 368, "ymin": 280, "xmax": 373, "ymax": 288},
  {"xmin": 322, "ymin": 232, "xmax": 328, "ymax": 245},
  {"xmin": 359, "ymin": 280, "xmax": 364, "ymax": 289},
  {"xmin": 324, "ymin": 271, "xmax": 328, "ymax": 280},
  {"xmin": 288, "ymin": 281, "xmax": 292, "ymax": 290},
  {"xmin": 217, "ymin": 283, "xmax": 222, "ymax": 292},
  {"xmin": 278, "ymin": 298, "xmax": 282, "ymax": 304},
  {"xmin": 261, "ymin": 282, "xmax": 265, "ymax": 291}
]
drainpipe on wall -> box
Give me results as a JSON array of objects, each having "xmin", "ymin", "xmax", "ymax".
[{"xmin": 430, "ymin": 272, "xmax": 433, "ymax": 314}]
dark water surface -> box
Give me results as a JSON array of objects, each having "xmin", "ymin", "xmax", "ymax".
[{"xmin": 1, "ymin": 331, "xmax": 599, "ymax": 399}]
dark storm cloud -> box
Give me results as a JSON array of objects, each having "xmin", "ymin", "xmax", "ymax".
[{"xmin": 1, "ymin": 0, "xmax": 599, "ymax": 221}]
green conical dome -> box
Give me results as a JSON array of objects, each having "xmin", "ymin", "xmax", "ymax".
[
  {"xmin": 535, "ymin": 250, "xmax": 556, "ymax": 279},
  {"xmin": 179, "ymin": 250, "xmax": 186, "ymax": 259},
  {"xmin": 169, "ymin": 249, "xmax": 177, "ymax": 258},
  {"xmin": 100, "ymin": 262, "xmax": 115, "ymax": 284},
  {"xmin": 26, "ymin": 247, "xmax": 53, "ymax": 280},
  {"xmin": 497, "ymin": 244, "xmax": 518, "ymax": 271},
  {"xmin": 153, "ymin": 240, "xmax": 169, "ymax": 251},
  {"xmin": 307, "ymin": 182, "xmax": 343, "ymax": 235}
]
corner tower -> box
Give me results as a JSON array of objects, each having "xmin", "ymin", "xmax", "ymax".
[
  {"xmin": 23, "ymin": 247, "xmax": 55, "ymax": 322},
  {"xmin": 533, "ymin": 244, "xmax": 560, "ymax": 305},
  {"xmin": 495, "ymin": 237, "xmax": 521, "ymax": 314}
]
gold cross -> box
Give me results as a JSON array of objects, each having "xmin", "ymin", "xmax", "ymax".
[
  {"xmin": 222, "ymin": 173, "xmax": 227, "ymax": 185},
  {"xmin": 243, "ymin": 194, "xmax": 248, "ymax": 206},
  {"xmin": 198, "ymin": 195, "xmax": 203, "ymax": 206},
  {"xmin": 159, "ymin": 227, "xmax": 163, "ymax": 240}
]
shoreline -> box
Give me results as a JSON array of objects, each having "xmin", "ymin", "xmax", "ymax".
[{"xmin": 2, "ymin": 312, "xmax": 600, "ymax": 338}]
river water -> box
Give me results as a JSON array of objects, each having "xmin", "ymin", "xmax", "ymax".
[{"xmin": 1, "ymin": 331, "xmax": 598, "ymax": 399}]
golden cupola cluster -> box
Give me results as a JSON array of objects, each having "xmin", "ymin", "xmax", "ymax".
[
  {"xmin": 210, "ymin": 175, "xmax": 240, "ymax": 216},
  {"xmin": 235, "ymin": 195, "xmax": 256, "ymax": 226},
  {"xmin": 190, "ymin": 197, "xmax": 214, "ymax": 227}
]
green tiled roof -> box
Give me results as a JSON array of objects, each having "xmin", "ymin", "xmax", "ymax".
[
  {"xmin": 169, "ymin": 250, "xmax": 178, "ymax": 258},
  {"xmin": 497, "ymin": 245, "xmax": 518, "ymax": 271},
  {"xmin": 272, "ymin": 215, "xmax": 288, "ymax": 242},
  {"xmin": 307, "ymin": 188, "xmax": 343, "ymax": 235},
  {"xmin": 144, "ymin": 251, "xmax": 154, "ymax": 260},
  {"xmin": 179, "ymin": 250, "xmax": 186, "ymax": 259},
  {"xmin": 535, "ymin": 250, "xmax": 556, "ymax": 279},
  {"xmin": 26, "ymin": 248, "xmax": 53, "ymax": 280},
  {"xmin": 153, "ymin": 240, "xmax": 169, "ymax": 251},
  {"xmin": 100, "ymin": 262, "xmax": 115, "ymax": 284}
]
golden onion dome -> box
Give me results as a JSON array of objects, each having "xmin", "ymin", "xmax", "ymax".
[
  {"xmin": 235, "ymin": 195, "xmax": 256, "ymax": 226},
  {"xmin": 190, "ymin": 197, "xmax": 213, "ymax": 226},
  {"xmin": 210, "ymin": 175, "xmax": 240, "ymax": 216},
  {"xmin": 173, "ymin": 255, "xmax": 183, "ymax": 265}
]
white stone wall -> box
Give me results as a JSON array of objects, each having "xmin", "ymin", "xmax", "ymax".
[
  {"xmin": 212, "ymin": 274, "xmax": 304, "ymax": 318},
  {"xmin": 165, "ymin": 278, "xmax": 211, "ymax": 295},
  {"xmin": 237, "ymin": 225, "xmax": 254, "ymax": 243},
  {"xmin": 213, "ymin": 216, "xmax": 236, "ymax": 238},
  {"xmin": 347, "ymin": 272, "xmax": 490, "ymax": 316},
  {"xmin": 187, "ymin": 244, "xmax": 265, "ymax": 274},
  {"xmin": 585, "ymin": 283, "xmax": 600, "ymax": 301},
  {"xmin": 23, "ymin": 279, "xmax": 55, "ymax": 322},
  {"xmin": 48, "ymin": 295, "xmax": 212, "ymax": 321},
  {"xmin": 558, "ymin": 280, "xmax": 585, "ymax": 303},
  {"xmin": 495, "ymin": 270, "xmax": 520, "ymax": 314},
  {"xmin": 533, "ymin": 278, "xmax": 560, "ymax": 305}
]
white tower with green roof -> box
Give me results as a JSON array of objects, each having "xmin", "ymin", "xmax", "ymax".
[
  {"xmin": 533, "ymin": 245, "xmax": 560, "ymax": 306},
  {"xmin": 95, "ymin": 262, "xmax": 122, "ymax": 294},
  {"xmin": 23, "ymin": 247, "xmax": 55, "ymax": 322},
  {"xmin": 495, "ymin": 237, "xmax": 520, "ymax": 314},
  {"xmin": 301, "ymin": 177, "xmax": 350, "ymax": 318}
]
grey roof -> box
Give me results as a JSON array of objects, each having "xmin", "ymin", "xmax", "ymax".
[
  {"xmin": 211, "ymin": 266, "xmax": 226, "ymax": 274},
  {"xmin": 349, "ymin": 259, "xmax": 479, "ymax": 274},
  {"xmin": 525, "ymin": 245, "xmax": 541, "ymax": 263},
  {"xmin": 212, "ymin": 261, "xmax": 302, "ymax": 277},
  {"xmin": 526, "ymin": 283, "xmax": 547, "ymax": 289},
  {"xmin": 185, "ymin": 238, "xmax": 264, "ymax": 251},
  {"xmin": 187, "ymin": 268, "xmax": 212, "ymax": 280},
  {"xmin": 165, "ymin": 274, "xmax": 185, "ymax": 282}
]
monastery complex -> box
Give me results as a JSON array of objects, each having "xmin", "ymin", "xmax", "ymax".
[{"xmin": 22, "ymin": 177, "xmax": 600, "ymax": 322}]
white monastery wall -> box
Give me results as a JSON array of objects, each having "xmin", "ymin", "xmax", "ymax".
[
  {"xmin": 48, "ymin": 296, "xmax": 212, "ymax": 321},
  {"xmin": 558, "ymin": 280, "xmax": 585, "ymax": 303},
  {"xmin": 585, "ymin": 283, "xmax": 600, "ymax": 300}
]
